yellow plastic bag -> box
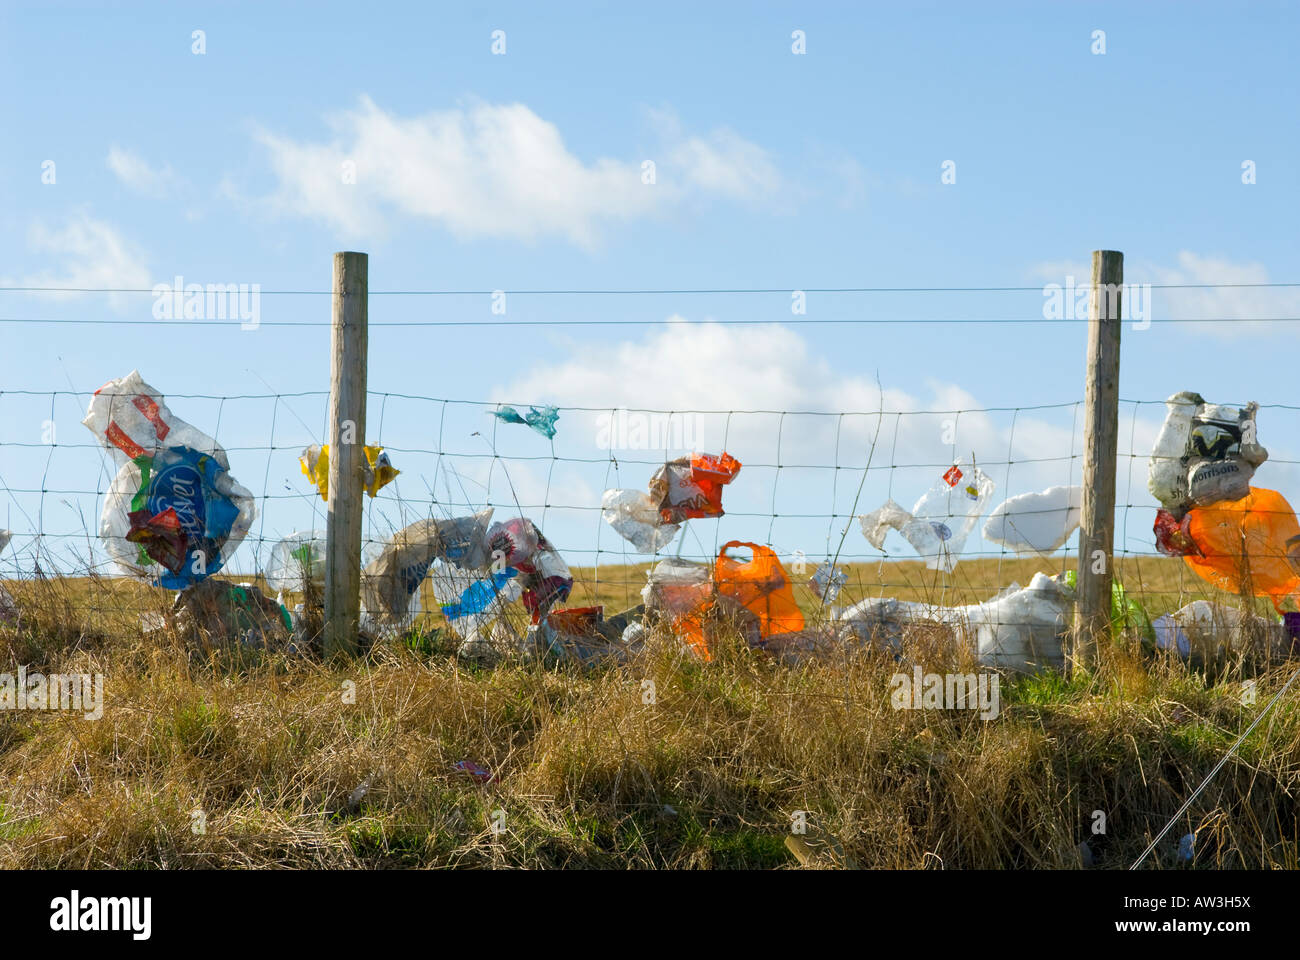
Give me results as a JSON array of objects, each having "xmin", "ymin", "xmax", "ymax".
[
  {"xmin": 299, "ymin": 444, "xmax": 399, "ymax": 501},
  {"xmin": 1184, "ymin": 487, "xmax": 1300, "ymax": 610}
]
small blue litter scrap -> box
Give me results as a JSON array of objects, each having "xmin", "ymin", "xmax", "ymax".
[{"xmin": 492, "ymin": 405, "xmax": 559, "ymax": 439}]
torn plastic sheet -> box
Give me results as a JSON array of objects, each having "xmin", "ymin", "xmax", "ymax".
[
  {"xmin": 265, "ymin": 531, "xmax": 328, "ymax": 594},
  {"xmin": 360, "ymin": 510, "xmax": 495, "ymax": 628},
  {"xmin": 299, "ymin": 444, "xmax": 399, "ymax": 502},
  {"xmin": 809, "ymin": 562, "xmax": 848, "ymax": 604},
  {"xmin": 491, "ymin": 404, "xmax": 559, "ymax": 439},
  {"xmin": 1148, "ymin": 391, "xmax": 1268, "ymax": 516},
  {"xmin": 858, "ymin": 461, "xmax": 995, "ymax": 572},
  {"xmin": 649, "ymin": 452, "xmax": 742, "ymax": 524},
  {"xmin": 100, "ymin": 445, "xmax": 255, "ymax": 589},
  {"xmin": 601, "ymin": 488, "xmax": 680, "ymax": 553},
  {"xmin": 983, "ymin": 485, "xmax": 1083, "ymax": 554}
]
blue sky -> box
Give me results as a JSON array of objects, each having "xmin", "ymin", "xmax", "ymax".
[{"xmin": 1, "ymin": 1, "xmax": 1298, "ymax": 585}]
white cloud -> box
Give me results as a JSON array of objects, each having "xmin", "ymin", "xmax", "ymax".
[
  {"xmin": 19, "ymin": 214, "xmax": 151, "ymax": 314},
  {"xmin": 106, "ymin": 146, "xmax": 178, "ymax": 197},
  {"xmin": 254, "ymin": 97, "xmax": 786, "ymax": 246}
]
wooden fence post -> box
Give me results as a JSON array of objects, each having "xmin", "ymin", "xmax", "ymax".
[
  {"xmin": 324, "ymin": 251, "xmax": 368, "ymax": 658},
  {"xmin": 1073, "ymin": 249, "xmax": 1123, "ymax": 671}
]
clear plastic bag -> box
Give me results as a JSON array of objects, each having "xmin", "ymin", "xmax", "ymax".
[
  {"xmin": 860, "ymin": 461, "xmax": 995, "ymax": 572},
  {"xmin": 601, "ymin": 488, "xmax": 680, "ymax": 553}
]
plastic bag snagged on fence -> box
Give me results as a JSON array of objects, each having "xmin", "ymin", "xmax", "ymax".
[
  {"xmin": 649, "ymin": 452, "xmax": 742, "ymax": 523},
  {"xmin": 84, "ymin": 372, "xmax": 257, "ymax": 588},
  {"xmin": 714, "ymin": 541, "xmax": 805, "ymax": 647},
  {"xmin": 299, "ymin": 444, "xmax": 399, "ymax": 502},
  {"xmin": 172, "ymin": 578, "xmax": 292, "ymax": 651},
  {"xmin": 486, "ymin": 517, "xmax": 573, "ymax": 623},
  {"xmin": 983, "ymin": 485, "xmax": 1083, "ymax": 554},
  {"xmin": 1148, "ymin": 392, "xmax": 1268, "ymax": 516},
  {"xmin": 265, "ymin": 531, "xmax": 328, "ymax": 594},
  {"xmin": 859, "ymin": 461, "xmax": 995, "ymax": 572},
  {"xmin": 601, "ymin": 489, "xmax": 681, "ymax": 553},
  {"xmin": 1182, "ymin": 487, "xmax": 1300, "ymax": 610},
  {"xmin": 360, "ymin": 510, "xmax": 495, "ymax": 627},
  {"xmin": 1151, "ymin": 600, "xmax": 1291, "ymax": 664},
  {"xmin": 100, "ymin": 445, "xmax": 256, "ymax": 590},
  {"xmin": 1153, "ymin": 508, "xmax": 1201, "ymax": 557},
  {"xmin": 491, "ymin": 404, "xmax": 559, "ymax": 439},
  {"xmin": 836, "ymin": 572, "xmax": 1072, "ymax": 673},
  {"xmin": 430, "ymin": 562, "xmax": 523, "ymax": 657},
  {"xmin": 641, "ymin": 557, "xmax": 713, "ymax": 660},
  {"xmin": 810, "ymin": 562, "xmax": 848, "ymax": 604},
  {"xmin": 1061, "ymin": 569, "xmax": 1154, "ymax": 643}
]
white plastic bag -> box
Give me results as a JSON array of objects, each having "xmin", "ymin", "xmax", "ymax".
[
  {"xmin": 265, "ymin": 531, "xmax": 328, "ymax": 594},
  {"xmin": 601, "ymin": 488, "xmax": 680, "ymax": 553},
  {"xmin": 429, "ymin": 560, "xmax": 522, "ymax": 657},
  {"xmin": 859, "ymin": 462, "xmax": 995, "ymax": 572},
  {"xmin": 982, "ymin": 485, "xmax": 1083, "ymax": 554},
  {"xmin": 1148, "ymin": 391, "xmax": 1268, "ymax": 515}
]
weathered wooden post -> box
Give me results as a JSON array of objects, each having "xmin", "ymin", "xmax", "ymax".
[
  {"xmin": 1073, "ymin": 249, "xmax": 1123, "ymax": 670},
  {"xmin": 324, "ymin": 251, "xmax": 367, "ymax": 658}
]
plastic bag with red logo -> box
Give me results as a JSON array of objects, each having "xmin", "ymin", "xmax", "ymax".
[
  {"xmin": 860, "ymin": 460, "xmax": 995, "ymax": 572},
  {"xmin": 649, "ymin": 452, "xmax": 742, "ymax": 524},
  {"xmin": 486, "ymin": 517, "xmax": 573, "ymax": 623}
]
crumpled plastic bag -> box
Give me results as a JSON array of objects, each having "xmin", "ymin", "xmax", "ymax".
[
  {"xmin": 601, "ymin": 488, "xmax": 681, "ymax": 553},
  {"xmin": 1148, "ymin": 391, "xmax": 1267, "ymax": 516},
  {"xmin": 809, "ymin": 562, "xmax": 848, "ymax": 604},
  {"xmin": 172, "ymin": 578, "xmax": 292, "ymax": 651},
  {"xmin": 486, "ymin": 517, "xmax": 573, "ymax": 623},
  {"xmin": 299, "ymin": 443, "xmax": 399, "ymax": 501},
  {"xmin": 715, "ymin": 541, "xmax": 805, "ymax": 648},
  {"xmin": 859, "ymin": 461, "xmax": 995, "ymax": 572},
  {"xmin": 1152, "ymin": 600, "xmax": 1290, "ymax": 664},
  {"xmin": 431, "ymin": 562, "xmax": 522, "ymax": 657},
  {"xmin": 265, "ymin": 530, "xmax": 328, "ymax": 594},
  {"xmin": 360, "ymin": 510, "xmax": 495, "ymax": 629},
  {"xmin": 84, "ymin": 372, "xmax": 256, "ymax": 589},
  {"xmin": 983, "ymin": 485, "xmax": 1083, "ymax": 554},
  {"xmin": 491, "ymin": 404, "xmax": 559, "ymax": 439},
  {"xmin": 836, "ymin": 572, "xmax": 1071, "ymax": 673},
  {"xmin": 641, "ymin": 557, "xmax": 713, "ymax": 660},
  {"xmin": 649, "ymin": 452, "xmax": 742, "ymax": 523},
  {"xmin": 1182, "ymin": 487, "xmax": 1300, "ymax": 611}
]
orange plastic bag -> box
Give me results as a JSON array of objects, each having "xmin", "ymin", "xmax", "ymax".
[
  {"xmin": 1184, "ymin": 487, "xmax": 1300, "ymax": 610},
  {"xmin": 651, "ymin": 452, "xmax": 742, "ymax": 523},
  {"xmin": 714, "ymin": 541, "xmax": 806, "ymax": 641}
]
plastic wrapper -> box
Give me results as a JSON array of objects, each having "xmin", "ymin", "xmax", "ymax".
[
  {"xmin": 1183, "ymin": 487, "xmax": 1300, "ymax": 610},
  {"xmin": 1147, "ymin": 391, "xmax": 1267, "ymax": 516},
  {"xmin": 601, "ymin": 488, "xmax": 680, "ymax": 553},
  {"xmin": 859, "ymin": 461, "xmax": 995, "ymax": 572},
  {"xmin": 265, "ymin": 530, "xmax": 328, "ymax": 594},
  {"xmin": 430, "ymin": 562, "xmax": 523, "ymax": 657},
  {"xmin": 809, "ymin": 562, "xmax": 848, "ymax": 604},
  {"xmin": 491, "ymin": 404, "xmax": 559, "ymax": 439},
  {"xmin": 82, "ymin": 370, "xmax": 221, "ymax": 466},
  {"xmin": 299, "ymin": 443, "xmax": 399, "ymax": 501},
  {"xmin": 360, "ymin": 510, "xmax": 494, "ymax": 628},
  {"xmin": 982, "ymin": 485, "xmax": 1082, "ymax": 554},
  {"xmin": 649, "ymin": 452, "xmax": 742, "ymax": 523}
]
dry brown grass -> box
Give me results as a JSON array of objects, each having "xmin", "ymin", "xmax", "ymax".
[{"xmin": 1, "ymin": 556, "xmax": 1298, "ymax": 870}]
